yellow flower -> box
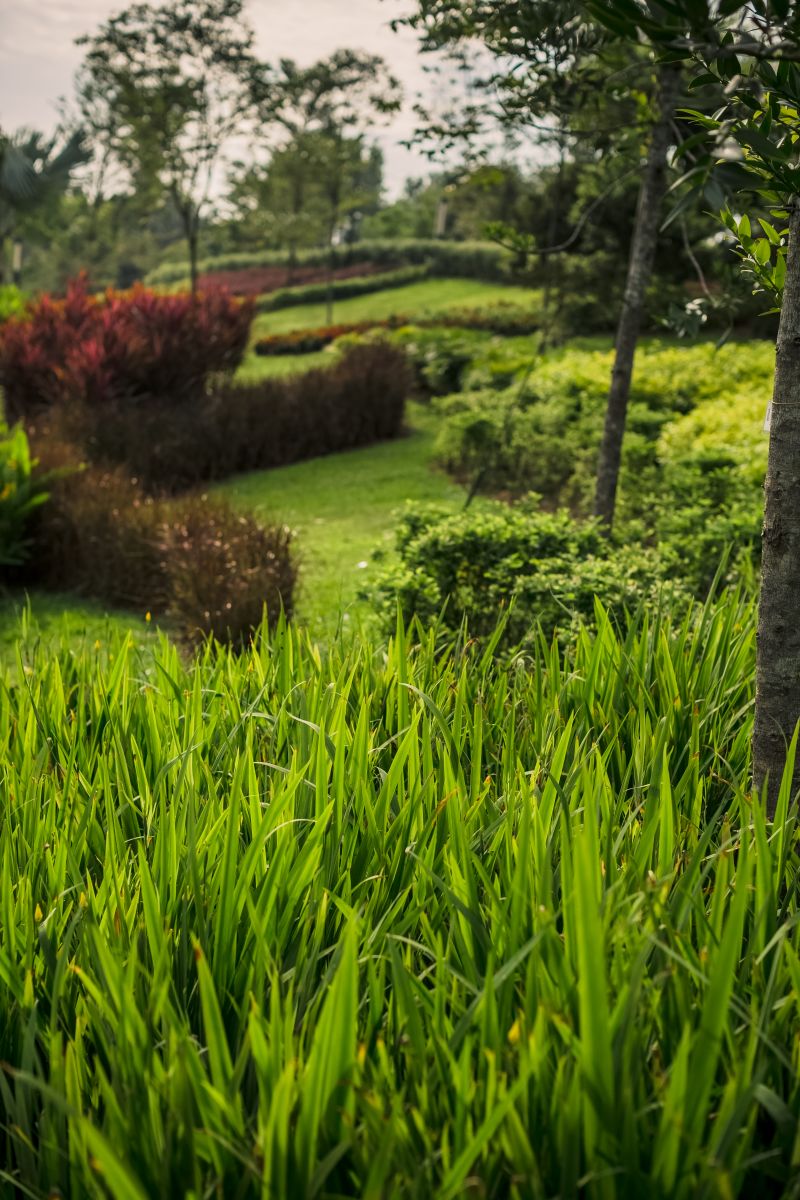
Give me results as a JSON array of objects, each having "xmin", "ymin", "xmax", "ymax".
[
  {"xmin": 145, "ymin": 611, "xmax": 152, "ymax": 623},
  {"xmin": 34, "ymin": 903, "xmax": 43, "ymax": 922}
]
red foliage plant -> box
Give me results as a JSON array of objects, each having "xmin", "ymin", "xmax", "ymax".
[{"xmin": 0, "ymin": 275, "xmax": 254, "ymax": 423}]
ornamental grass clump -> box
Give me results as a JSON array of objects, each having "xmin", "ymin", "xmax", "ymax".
[
  {"xmin": 0, "ymin": 592, "xmax": 798, "ymax": 1197},
  {"xmin": 25, "ymin": 446, "xmax": 295, "ymax": 645}
]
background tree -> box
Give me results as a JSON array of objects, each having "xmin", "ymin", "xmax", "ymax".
[
  {"xmin": 0, "ymin": 127, "xmax": 87, "ymax": 285},
  {"xmin": 76, "ymin": 0, "xmax": 259, "ymax": 294},
  {"xmin": 227, "ymin": 132, "xmax": 384, "ymax": 261},
  {"xmin": 402, "ymin": 3, "xmax": 705, "ymax": 526},
  {"xmin": 254, "ymin": 50, "xmax": 401, "ymax": 318},
  {"xmin": 587, "ymin": 0, "xmax": 800, "ymax": 810}
]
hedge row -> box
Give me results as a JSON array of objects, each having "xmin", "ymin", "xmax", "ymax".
[
  {"xmin": 254, "ymin": 305, "xmax": 541, "ymax": 356},
  {"xmin": 254, "ymin": 265, "xmax": 429, "ymax": 312},
  {"xmin": 43, "ymin": 341, "xmax": 411, "ymax": 491},
  {"xmin": 147, "ymin": 239, "xmax": 515, "ymax": 287}
]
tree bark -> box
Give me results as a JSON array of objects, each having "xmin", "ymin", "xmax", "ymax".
[
  {"xmin": 593, "ymin": 66, "xmax": 681, "ymax": 527},
  {"xmin": 188, "ymin": 222, "xmax": 199, "ymax": 298},
  {"xmin": 325, "ymin": 206, "xmax": 338, "ymax": 326},
  {"xmin": 753, "ymin": 198, "xmax": 800, "ymax": 816}
]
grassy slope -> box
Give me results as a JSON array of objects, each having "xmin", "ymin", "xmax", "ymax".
[
  {"xmin": 237, "ymin": 278, "xmax": 540, "ymax": 382},
  {"xmin": 218, "ymin": 402, "xmax": 481, "ymax": 638},
  {"xmin": 0, "ymin": 590, "xmax": 157, "ymax": 662},
  {"xmin": 251, "ymin": 278, "xmax": 541, "ymax": 336},
  {"xmin": 3, "ymin": 276, "xmax": 535, "ymax": 651}
]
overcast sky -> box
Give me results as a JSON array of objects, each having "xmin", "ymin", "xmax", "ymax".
[{"xmin": 0, "ymin": 0, "xmax": 450, "ymax": 197}]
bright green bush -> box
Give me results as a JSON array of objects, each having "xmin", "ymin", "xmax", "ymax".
[
  {"xmin": 0, "ymin": 424, "xmax": 51, "ymax": 568},
  {"xmin": 618, "ymin": 451, "xmax": 764, "ymax": 596},
  {"xmin": 417, "ymin": 338, "xmax": 773, "ymax": 584},
  {"xmin": 2, "ymin": 595, "xmax": 798, "ymax": 1196},
  {"xmin": 0, "ymin": 284, "xmax": 27, "ymax": 323},
  {"xmin": 658, "ymin": 380, "xmax": 773, "ymax": 484},
  {"xmin": 365, "ymin": 499, "xmax": 683, "ymax": 643}
]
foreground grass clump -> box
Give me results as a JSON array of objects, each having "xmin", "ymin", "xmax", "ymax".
[{"xmin": 1, "ymin": 597, "xmax": 799, "ymax": 1197}]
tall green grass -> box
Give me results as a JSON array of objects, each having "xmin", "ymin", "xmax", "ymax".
[{"xmin": 1, "ymin": 593, "xmax": 799, "ymax": 1198}]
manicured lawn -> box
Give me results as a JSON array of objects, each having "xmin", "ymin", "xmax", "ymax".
[
  {"xmin": 0, "ymin": 404, "xmax": 474, "ymax": 654},
  {"xmin": 0, "ymin": 589, "xmax": 158, "ymax": 664},
  {"xmin": 1, "ymin": 279, "xmax": 530, "ymax": 653},
  {"xmin": 250, "ymin": 277, "xmax": 542, "ymax": 336},
  {"xmin": 216, "ymin": 401, "xmax": 484, "ymax": 638},
  {"xmin": 236, "ymin": 346, "xmax": 332, "ymax": 382}
]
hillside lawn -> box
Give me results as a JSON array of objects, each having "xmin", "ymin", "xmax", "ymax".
[{"xmin": 1, "ymin": 278, "xmax": 533, "ymax": 651}]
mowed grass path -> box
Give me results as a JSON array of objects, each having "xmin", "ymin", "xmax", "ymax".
[
  {"xmin": 217, "ymin": 403, "xmax": 478, "ymax": 637},
  {"xmin": 237, "ymin": 277, "xmax": 542, "ymax": 379}
]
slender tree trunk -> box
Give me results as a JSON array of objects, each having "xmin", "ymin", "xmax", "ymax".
[
  {"xmin": 540, "ymin": 142, "xmax": 566, "ymax": 352},
  {"xmin": 325, "ymin": 206, "xmax": 338, "ymax": 326},
  {"xmin": 287, "ymin": 171, "xmax": 304, "ymax": 285},
  {"xmin": 188, "ymin": 222, "xmax": 199, "ymax": 297},
  {"xmin": 594, "ymin": 66, "xmax": 681, "ymax": 527},
  {"xmin": 12, "ymin": 238, "xmax": 22, "ymax": 287},
  {"xmin": 753, "ymin": 199, "xmax": 800, "ymax": 815}
]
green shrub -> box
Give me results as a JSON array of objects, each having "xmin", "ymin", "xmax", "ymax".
[
  {"xmin": 620, "ymin": 452, "xmax": 764, "ymax": 596},
  {"xmin": 147, "ymin": 238, "xmax": 515, "ymax": 287},
  {"xmin": 0, "ymin": 284, "xmax": 27, "ymax": 323},
  {"xmin": 433, "ymin": 387, "xmax": 593, "ymax": 502},
  {"xmin": 423, "ymin": 338, "xmax": 774, "ymax": 548},
  {"xmin": 0, "ymin": 424, "xmax": 52, "ymax": 569},
  {"xmin": 255, "ymin": 265, "xmax": 429, "ymax": 311},
  {"xmin": 365, "ymin": 499, "xmax": 682, "ymax": 644},
  {"xmin": 658, "ymin": 380, "xmax": 773, "ymax": 484}
]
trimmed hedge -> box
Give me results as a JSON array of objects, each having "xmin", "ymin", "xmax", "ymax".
[
  {"xmin": 64, "ymin": 341, "xmax": 412, "ymax": 490},
  {"xmin": 254, "ymin": 265, "xmax": 429, "ymax": 312},
  {"xmin": 148, "ymin": 239, "xmax": 515, "ymax": 287},
  {"xmin": 365, "ymin": 500, "xmax": 683, "ymax": 646},
  {"xmin": 254, "ymin": 305, "xmax": 540, "ymax": 357}
]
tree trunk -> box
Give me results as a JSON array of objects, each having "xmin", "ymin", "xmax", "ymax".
[
  {"xmin": 753, "ymin": 199, "xmax": 800, "ymax": 816},
  {"xmin": 540, "ymin": 142, "xmax": 566, "ymax": 352},
  {"xmin": 593, "ymin": 66, "xmax": 681, "ymax": 527},
  {"xmin": 12, "ymin": 238, "xmax": 22, "ymax": 287},
  {"xmin": 288, "ymin": 170, "xmax": 304, "ymax": 286},
  {"xmin": 188, "ymin": 223, "xmax": 199, "ymax": 298},
  {"xmin": 325, "ymin": 208, "xmax": 338, "ymax": 326}
]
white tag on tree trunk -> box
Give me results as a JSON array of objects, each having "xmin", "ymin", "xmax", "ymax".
[{"xmin": 764, "ymin": 402, "xmax": 773, "ymax": 433}]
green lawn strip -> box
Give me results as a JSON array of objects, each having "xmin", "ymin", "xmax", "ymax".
[
  {"xmin": 0, "ymin": 589, "xmax": 159, "ymax": 667},
  {"xmin": 235, "ymin": 346, "xmax": 333, "ymax": 382},
  {"xmin": 215, "ymin": 402, "xmax": 487, "ymax": 639},
  {"xmin": 249, "ymin": 278, "xmax": 542, "ymax": 336}
]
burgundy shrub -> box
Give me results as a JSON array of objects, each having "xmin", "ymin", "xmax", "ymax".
[
  {"xmin": 0, "ymin": 275, "xmax": 254, "ymax": 422},
  {"xmin": 79, "ymin": 340, "xmax": 413, "ymax": 490}
]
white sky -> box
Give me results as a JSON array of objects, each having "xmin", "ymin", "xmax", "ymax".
[{"xmin": 0, "ymin": 0, "xmax": 451, "ymax": 197}]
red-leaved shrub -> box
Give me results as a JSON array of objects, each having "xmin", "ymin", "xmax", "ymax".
[
  {"xmin": 0, "ymin": 276, "xmax": 254, "ymax": 422},
  {"xmin": 63, "ymin": 340, "xmax": 412, "ymax": 491},
  {"xmin": 27, "ymin": 437, "xmax": 295, "ymax": 646}
]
